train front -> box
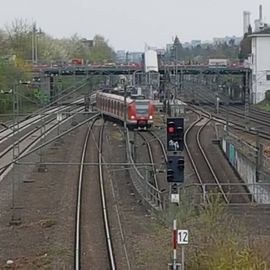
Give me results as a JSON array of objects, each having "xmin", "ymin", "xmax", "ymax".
[{"xmin": 128, "ymin": 100, "xmax": 155, "ymax": 129}]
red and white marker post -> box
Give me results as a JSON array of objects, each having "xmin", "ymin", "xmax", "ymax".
[{"xmin": 172, "ymin": 219, "xmax": 177, "ymax": 270}]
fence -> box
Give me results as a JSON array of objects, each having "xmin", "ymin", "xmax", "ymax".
[
  {"xmin": 125, "ymin": 129, "xmax": 166, "ymax": 211},
  {"xmin": 178, "ymin": 183, "xmax": 270, "ymax": 205},
  {"xmin": 220, "ymin": 137, "xmax": 270, "ymax": 204}
]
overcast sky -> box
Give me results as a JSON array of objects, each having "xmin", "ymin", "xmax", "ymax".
[{"xmin": 0, "ymin": 0, "xmax": 269, "ymax": 51}]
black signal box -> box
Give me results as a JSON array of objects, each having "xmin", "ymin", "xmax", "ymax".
[
  {"xmin": 166, "ymin": 117, "xmax": 184, "ymax": 152},
  {"xmin": 166, "ymin": 155, "xmax": 184, "ymax": 183}
]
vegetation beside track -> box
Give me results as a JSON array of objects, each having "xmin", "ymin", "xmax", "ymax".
[
  {"xmin": 256, "ymin": 90, "xmax": 270, "ymax": 112},
  {"xmin": 161, "ymin": 194, "xmax": 270, "ymax": 269}
]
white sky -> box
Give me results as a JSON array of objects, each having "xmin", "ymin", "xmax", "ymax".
[{"xmin": 0, "ymin": 0, "xmax": 269, "ymax": 51}]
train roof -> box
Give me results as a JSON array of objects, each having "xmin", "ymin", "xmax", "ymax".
[{"xmin": 97, "ymin": 91, "xmax": 134, "ymax": 103}]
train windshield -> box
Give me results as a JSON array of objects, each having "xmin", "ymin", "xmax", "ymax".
[{"xmin": 135, "ymin": 101, "xmax": 148, "ymax": 115}]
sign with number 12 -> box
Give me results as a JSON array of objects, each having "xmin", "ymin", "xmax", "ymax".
[{"xmin": 177, "ymin": 230, "xmax": 189, "ymax": 245}]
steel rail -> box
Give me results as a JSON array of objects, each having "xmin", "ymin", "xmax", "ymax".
[
  {"xmin": 149, "ymin": 130, "xmax": 168, "ymax": 163},
  {"xmin": 188, "ymin": 105, "xmax": 270, "ymax": 141},
  {"xmin": 136, "ymin": 132, "xmax": 162, "ymax": 206},
  {"xmin": 0, "ymin": 81, "xmax": 88, "ymax": 135},
  {"xmin": 0, "ymin": 113, "xmax": 100, "ymax": 173},
  {"xmin": 184, "ymin": 115, "xmax": 205, "ymax": 187},
  {"xmin": 98, "ymin": 123, "xmax": 116, "ymax": 270},
  {"xmin": 74, "ymin": 119, "xmax": 97, "ymax": 270},
  {"xmin": 196, "ymin": 117, "xmax": 230, "ymax": 204},
  {"xmin": 0, "ymin": 108, "xmax": 85, "ymax": 179}
]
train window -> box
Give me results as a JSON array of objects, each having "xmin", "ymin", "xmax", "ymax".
[
  {"xmin": 117, "ymin": 101, "xmax": 120, "ymax": 116},
  {"xmin": 135, "ymin": 101, "xmax": 149, "ymax": 115},
  {"xmin": 108, "ymin": 100, "xmax": 111, "ymax": 112},
  {"xmin": 120, "ymin": 103, "xmax": 124, "ymax": 117}
]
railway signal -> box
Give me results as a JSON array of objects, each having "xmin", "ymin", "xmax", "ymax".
[
  {"xmin": 166, "ymin": 117, "xmax": 184, "ymax": 152},
  {"xmin": 166, "ymin": 155, "xmax": 184, "ymax": 183}
]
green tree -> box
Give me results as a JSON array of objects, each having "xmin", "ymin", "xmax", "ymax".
[
  {"xmin": 90, "ymin": 35, "xmax": 115, "ymax": 63},
  {"xmin": 5, "ymin": 19, "xmax": 33, "ymax": 61}
]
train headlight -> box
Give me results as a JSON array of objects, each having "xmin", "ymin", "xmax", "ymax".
[
  {"xmin": 131, "ymin": 115, "xmax": 135, "ymax": 119},
  {"xmin": 149, "ymin": 115, "xmax": 153, "ymax": 120}
]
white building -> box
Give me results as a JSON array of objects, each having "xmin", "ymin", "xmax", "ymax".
[
  {"xmin": 144, "ymin": 49, "xmax": 158, "ymax": 73},
  {"xmin": 250, "ymin": 33, "xmax": 270, "ymax": 103}
]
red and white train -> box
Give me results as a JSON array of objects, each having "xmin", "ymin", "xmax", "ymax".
[{"xmin": 96, "ymin": 91, "xmax": 155, "ymax": 129}]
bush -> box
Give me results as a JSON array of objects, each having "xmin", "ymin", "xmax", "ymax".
[
  {"xmin": 265, "ymin": 90, "xmax": 270, "ymax": 101},
  {"xmin": 163, "ymin": 194, "xmax": 270, "ymax": 269}
]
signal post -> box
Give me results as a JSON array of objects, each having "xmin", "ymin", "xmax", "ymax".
[
  {"xmin": 166, "ymin": 117, "xmax": 186, "ymax": 269},
  {"xmin": 166, "ymin": 117, "xmax": 185, "ymax": 204}
]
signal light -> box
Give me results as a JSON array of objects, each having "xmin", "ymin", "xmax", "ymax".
[
  {"xmin": 168, "ymin": 126, "xmax": 175, "ymax": 134},
  {"xmin": 178, "ymin": 158, "xmax": 184, "ymax": 168},
  {"xmin": 166, "ymin": 117, "xmax": 184, "ymax": 152},
  {"xmin": 166, "ymin": 155, "xmax": 184, "ymax": 183},
  {"xmin": 167, "ymin": 169, "xmax": 174, "ymax": 182}
]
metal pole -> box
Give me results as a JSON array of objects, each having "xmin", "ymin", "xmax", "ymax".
[
  {"xmin": 244, "ymin": 70, "xmax": 249, "ymax": 130},
  {"xmin": 145, "ymin": 166, "xmax": 148, "ymax": 200},
  {"xmin": 32, "ymin": 24, "xmax": 35, "ymax": 64},
  {"xmin": 124, "ymin": 84, "xmax": 127, "ymax": 130},
  {"xmin": 182, "ymin": 246, "xmax": 185, "ymax": 270},
  {"xmin": 11, "ymin": 86, "xmax": 16, "ymax": 219},
  {"xmin": 202, "ymin": 184, "xmax": 206, "ymax": 203},
  {"xmin": 226, "ymin": 100, "xmax": 229, "ymax": 133},
  {"xmin": 35, "ymin": 30, "xmax": 38, "ymax": 64},
  {"xmin": 134, "ymin": 131, "xmax": 136, "ymax": 160},
  {"xmin": 255, "ymin": 129, "xmax": 259, "ymax": 182},
  {"xmin": 11, "ymin": 84, "xmax": 20, "ymax": 223},
  {"xmin": 173, "ymin": 219, "xmax": 177, "ymax": 270},
  {"xmin": 216, "ymin": 97, "xmax": 220, "ymax": 114}
]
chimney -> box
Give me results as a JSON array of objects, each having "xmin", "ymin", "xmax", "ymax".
[
  {"xmin": 243, "ymin": 11, "xmax": 251, "ymax": 35},
  {"xmin": 259, "ymin": 5, "xmax": 262, "ymax": 21}
]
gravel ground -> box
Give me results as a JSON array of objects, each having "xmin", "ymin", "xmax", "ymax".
[
  {"xmin": 0, "ymin": 118, "xmax": 173, "ymax": 270},
  {"xmin": 0, "ymin": 108, "xmax": 268, "ymax": 269},
  {"xmin": 0, "ymin": 121, "xmax": 86, "ymax": 269},
  {"xmin": 103, "ymin": 122, "xmax": 171, "ymax": 270}
]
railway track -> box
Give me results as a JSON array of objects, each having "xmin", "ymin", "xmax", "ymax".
[
  {"xmin": 184, "ymin": 112, "xmax": 251, "ymax": 204},
  {"xmin": 0, "ymin": 107, "xmax": 63, "ymax": 142},
  {"xmin": 136, "ymin": 130, "xmax": 167, "ymax": 209},
  {"xmin": 0, "ymin": 107, "xmax": 84, "ymax": 181},
  {"xmin": 0, "ymin": 80, "xmax": 88, "ymax": 139},
  {"xmin": 184, "ymin": 85, "xmax": 270, "ymax": 140},
  {"xmin": 75, "ymin": 119, "xmax": 116, "ymax": 270}
]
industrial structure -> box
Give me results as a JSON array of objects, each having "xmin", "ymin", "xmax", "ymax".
[
  {"xmin": 243, "ymin": 11, "xmax": 251, "ymax": 35},
  {"xmin": 250, "ymin": 32, "xmax": 270, "ymax": 103}
]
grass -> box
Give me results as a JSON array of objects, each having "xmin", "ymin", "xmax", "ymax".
[
  {"xmin": 255, "ymin": 103, "xmax": 270, "ymax": 112},
  {"xmin": 255, "ymin": 90, "xmax": 270, "ymax": 111},
  {"xmin": 161, "ymin": 194, "xmax": 270, "ymax": 269}
]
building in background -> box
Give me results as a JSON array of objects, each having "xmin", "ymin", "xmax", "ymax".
[
  {"xmin": 127, "ymin": 52, "xmax": 143, "ymax": 64},
  {"xmin": 213, "ymin": 36, "xmax": 241, "ymax": 46},
  {"xmin": 81, "ymin": 39, "xmax": 94, "ymax": 48},
  {"xmin": 116, "ymin": 50, "xmax": 126, "ymax": 63},
  {"xmin": 116, "ymin": 51, "xmax": 143, "ymax": 64},
  {"xmin": 250, "ymin": 31, "xmax": 270, "ymax": 103},
  {"xmin": 191, "ymin": 40, "xmax": 201, "ymax": 48}
]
